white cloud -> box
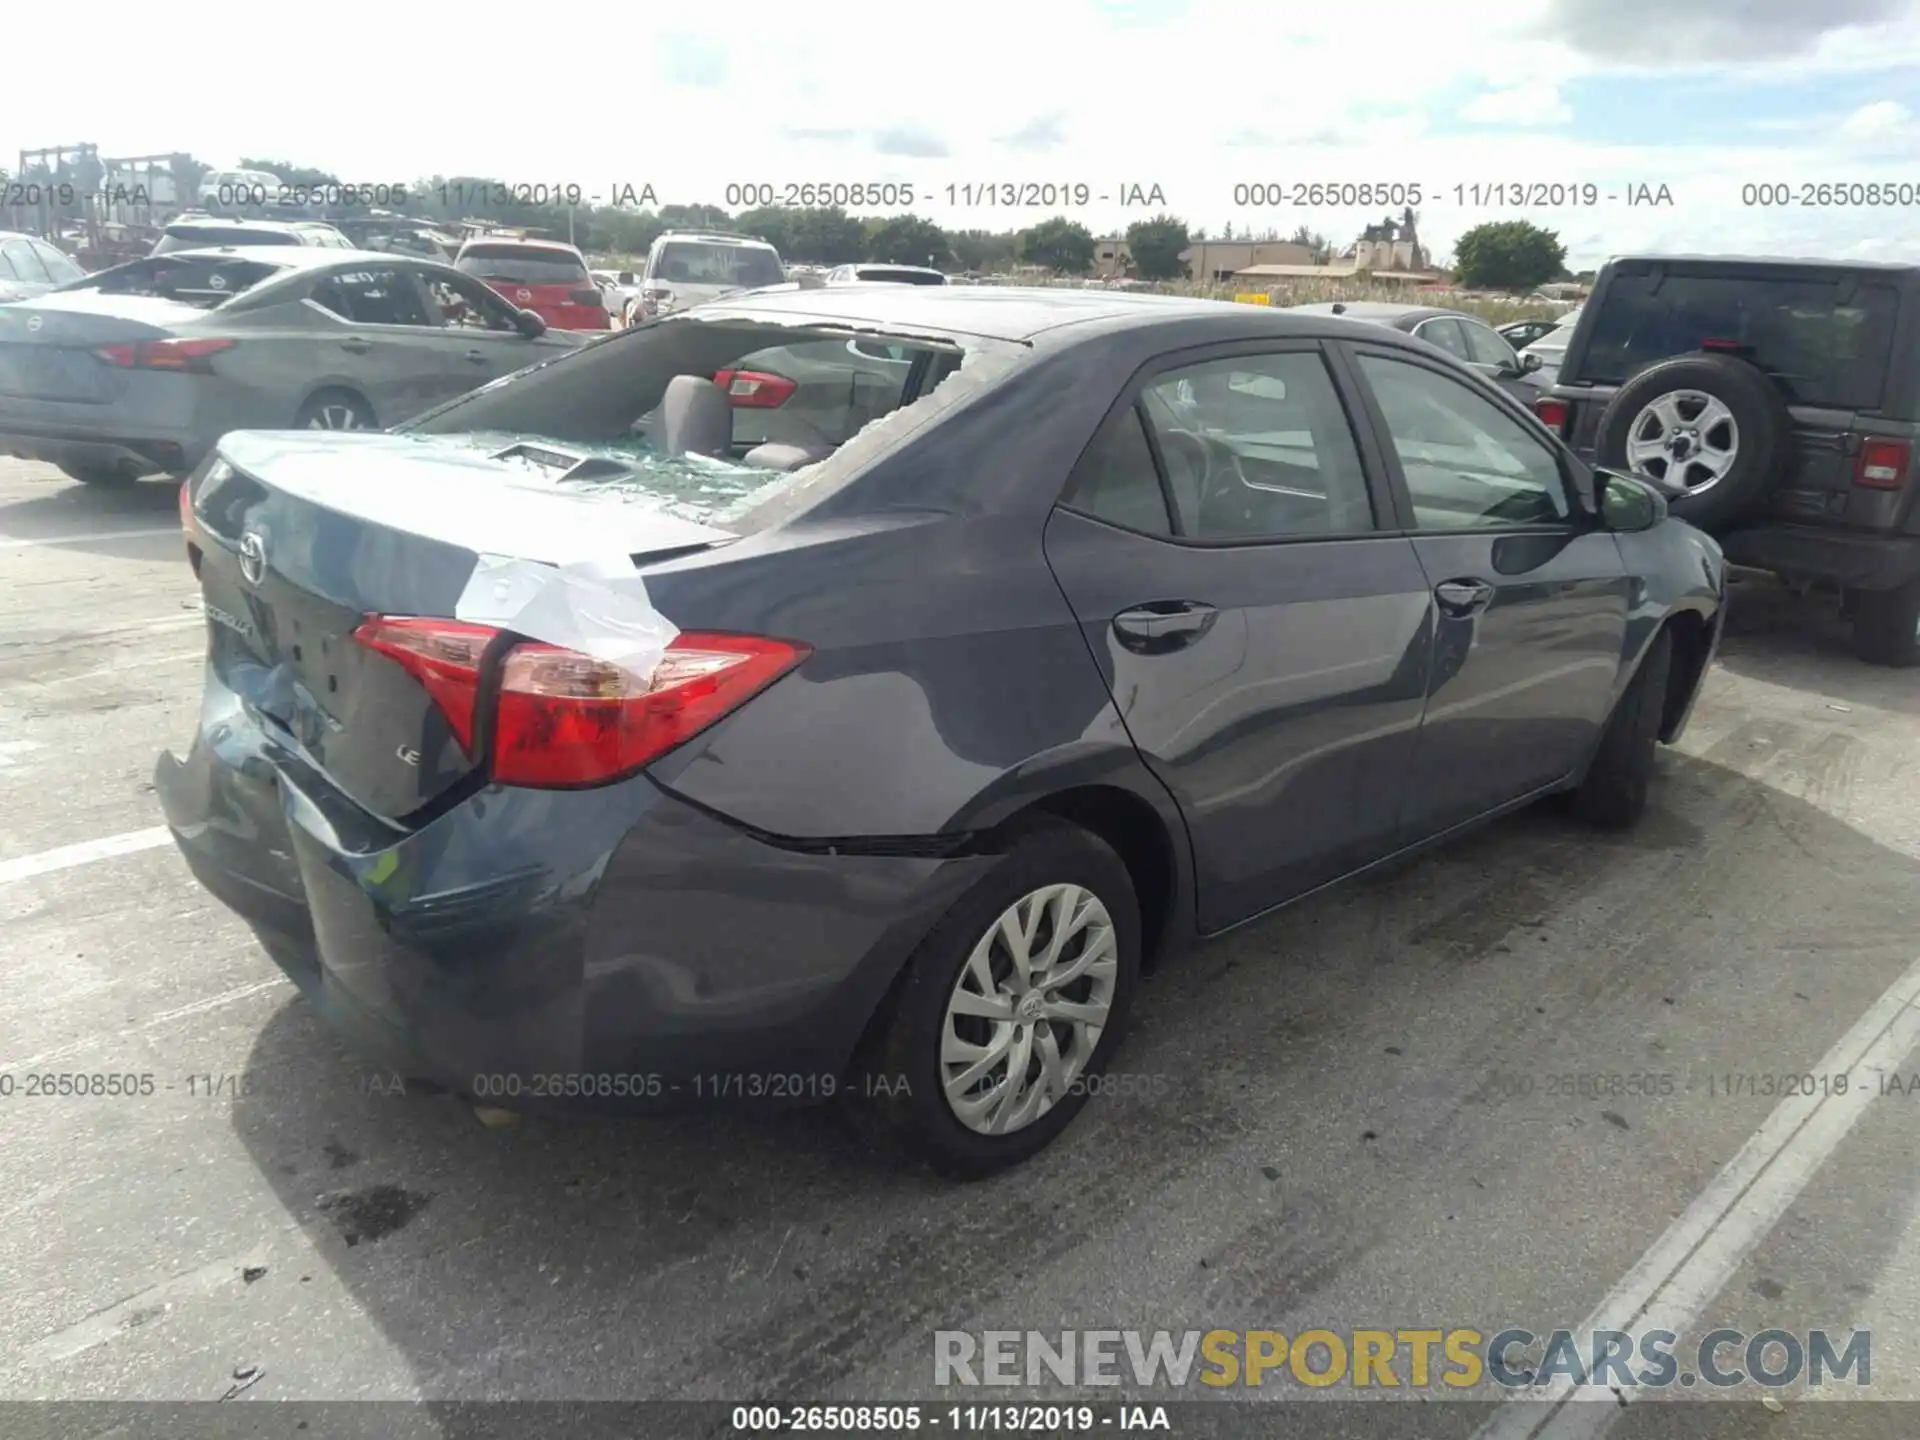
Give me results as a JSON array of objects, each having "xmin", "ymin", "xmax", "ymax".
[
  {"xmin": 2, "ymin": 0, "xmax": 1919, "ymax": 264},
  {"xmin": 1459, "ymin": 82, "xmax": 1573, "ymax": 126}
]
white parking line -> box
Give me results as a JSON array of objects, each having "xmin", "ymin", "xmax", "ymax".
[
  {"xmin": 1475, "ymin": 951, "xmax": 1920, "ymax": 1439},
  {"xmin": 0, "ymin": 826, "xmax": 174, "ymax": 887},
  {"xmin": 0, "ymin": 526, "xmax": 178, "ymax": 550}
]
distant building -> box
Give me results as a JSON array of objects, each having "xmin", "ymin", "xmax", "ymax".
[
  {"xmin": 1180, "ymin": 240, "xmax": 1313, "ymax": 282},
  {"xmin": 1094, "ymin": 237, "xmax": 1133, "ymax": 277}
]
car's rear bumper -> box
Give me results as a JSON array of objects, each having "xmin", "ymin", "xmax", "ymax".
[
  {"xmin": 154, "ymin": 676, "xmax": 987, "ymax": 1111},
  {"xmin": 1720, "ymin": 524, "xmax": 1920, "ymax": 591},
  {"xmin": 0, "ymin": 394, "xmax": 211, "ymax": 476}
]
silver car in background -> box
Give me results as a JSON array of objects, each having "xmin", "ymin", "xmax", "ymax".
[
  {"xmin": 0, "ymin": 246, "xmax": 580, "ymax": 487},
  {"xmin": 632, "ymin": 231, "xmax": 786, "ymax": 322},
  {"xmin": 0, "ymin": 232, "xmax": 88, "ymax": 303}
]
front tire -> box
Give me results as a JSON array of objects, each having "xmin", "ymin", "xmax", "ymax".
[
  {"xmin": 1850, "ymin": 576, "xmax": 1920, "ymax": 667},
  {"xmin": 1567, "ymin": 627, "xmax": 1674, "ymax": 829},
  {"xmin": 865, "ymin": 821, "xmax": 1141, "ymax": 1179}
]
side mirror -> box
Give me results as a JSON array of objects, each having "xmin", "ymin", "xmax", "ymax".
[
  {"xmin": 1522, "ymin": 352, "xmax": 1544, "ymax": 373},
  {"xmin": 1594, "ymin": 467, "xmax": 1669, "ymax": 532},
  {"xmin": 512, "ymin": 307, "xmax": 547, "ymax": 339}
]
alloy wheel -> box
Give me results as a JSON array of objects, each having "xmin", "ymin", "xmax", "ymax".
[
  {"xmin": 1624, "ymin": 390, "xmax": 1739, "ymax": 493},
  {"xmin": 307, "ymin": 404, "xmax": 368, "ymax": 431},
  {"xmin": 940, "ymin": 883, "xmax": 1117, "ymax": 1136}
]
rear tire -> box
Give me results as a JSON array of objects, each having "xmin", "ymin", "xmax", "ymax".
[
  {"xmin": 1850, "ymin": 577, "xmax": 1920, "ymax": 667},
  {"xmin": 862, "ymin": 820, "xmax": 1141, "ymax": 1179},
  {"xmin": 295, "ymin": 389, "xmax": 377, "ymax": 431},
  {"xmin": 1567, "ymin": 628, "xmax": 1674, "ymax": 830},
  {"xmin": 58, "ymin": 460, "xmax": 138, "ymax": 487}
]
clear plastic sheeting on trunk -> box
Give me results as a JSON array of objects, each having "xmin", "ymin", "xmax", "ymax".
[{"xmin": 453, "ymin": 553, "xmax": 680, "ymax": 683}]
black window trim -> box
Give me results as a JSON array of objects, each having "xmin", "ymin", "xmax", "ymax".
[
  {"xmin": 1053, "ymin": 336, "xmax": 1403, "ymax": 550},
  {"xmin": 1336, "ymin": 339, "xmax": 1591, "ymax": 536}
]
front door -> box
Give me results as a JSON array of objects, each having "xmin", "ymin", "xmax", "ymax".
[
  {"xmin": 1044, "ymin": 342, "xmax": 1434, "ymax": 932},
  {"xmin": 1343, "ymin": 344, "xmax": 1631, "ymax": 838}
]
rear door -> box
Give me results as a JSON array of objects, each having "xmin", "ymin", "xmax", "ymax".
[
  {"xmin": 1043, "ymin": 341, "xmax": 1434, "ymax": 931},
  {"xmin": 305, "ymin": 264, "xmax": 461, "ymax": 423},
  {"xmin": 1343, "ymin": 343, "xmax": 1630, "ymax": 836}
]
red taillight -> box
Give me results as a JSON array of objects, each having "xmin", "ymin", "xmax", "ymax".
[
  {"xmin": 1699, "ymin": 337, "xmax": 1746, "ymax": 352},
  {"xmin": 713, "ymin": 369, "xmax": 796, "ymax": 408},
  {"xmin": 351, "ymin": 617, "xmax": 498, "ymax": 756},
  {"xmin": 179, "ymin": 478, "xmax": 194, "ymax": 531},
  {"xmin": 1533, "ymin": 396, "xmax": 1569, "ymax": 434},
  {"xmin": 95, "ymin": 337, "xmax": 236, "ymax": 373},
  {"xmin": 1857, "ymin": 436, "xmax": 1912, "ymax": 490},
  {"xmin": 351, "ymin": 619, "xmax": 809, "ymax": 787}
]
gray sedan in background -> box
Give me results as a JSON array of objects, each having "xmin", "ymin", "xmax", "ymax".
[
  {"xmin": 1287, "ymin": 300, "xmax": 1547, "ymax": 403},
  {"xmin": 0, "ymin": 246, "xmax": 581, "ymax": 487},
  {"xmin": 0, "ymin": 231, "xmax": 88, "ymax": 303}
]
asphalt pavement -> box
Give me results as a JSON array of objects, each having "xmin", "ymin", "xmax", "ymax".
[{"xmin": 2, "ymin": 456, "xmax": 1917, "ymax": 1436}]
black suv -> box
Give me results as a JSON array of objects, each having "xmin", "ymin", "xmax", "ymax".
[{"xmin": 1537, "ymin": 255, "xmax": 1920, "ymax": 666}]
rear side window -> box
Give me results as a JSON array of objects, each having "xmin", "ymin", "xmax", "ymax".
[
  {"xmin": 311, "ymin": 268, "xmax": 434, "ymax": 326},
  {"xmin": 457, "ymin": 245, "xmax": 588, "ymax": 285},
  {"xmin": 1061, "ymin": 407, "xmax": 1172, "ymax": 534},
  {"xmin": 1577, "ymin": 272, "xmax": 1901, "ymax": 409},
  {"xmin": 31, "ymin": 241, "xmax": 85, "ymax": 285}
]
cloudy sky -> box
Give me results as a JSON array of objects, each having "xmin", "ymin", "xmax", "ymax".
[{"xmin": 8, "ymin": 0, "xmax": 1920, "ymax": 266}]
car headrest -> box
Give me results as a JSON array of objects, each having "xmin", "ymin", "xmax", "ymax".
[{"xmin": 660, "ymin": 375, "xmax": 733, "ymax": 459}]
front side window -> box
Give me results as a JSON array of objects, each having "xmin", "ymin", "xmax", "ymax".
[
  {"xmin": 1462, "ymin": 320, "xmax": 1518, "ymax": 370},
  {"xmin": 30, "ymin": 241, "xmax": 85, "ymax": 285},
  {"xmin": 1134, "ymin": 350, "xmax": 1375, "ymax": 539},
  {"xmin": 1356, "ymin": 353, "xmax": 1571, "ymax": 530}
]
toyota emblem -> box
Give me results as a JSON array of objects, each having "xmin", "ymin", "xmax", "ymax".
[
  {"xmin": 25, "ymin": 315, "xmax": 42, "ymax": 332},
  {"xmin": 238, "ymin": 531, "xmax": 268, "ymax": 585}
]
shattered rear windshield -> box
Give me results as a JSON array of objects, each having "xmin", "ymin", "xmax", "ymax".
[
  {"xmin": 398, "ymin": 312, "xmax": 1028, "ymax": 530},
  {"xmin": 73, "ymin": 256, "xmax": 287, "ymax": 309}
]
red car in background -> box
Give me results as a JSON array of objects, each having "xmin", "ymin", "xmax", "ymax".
[{"xmin": 453, "ymin": 237, "xmax": 609, "ymax": 331}]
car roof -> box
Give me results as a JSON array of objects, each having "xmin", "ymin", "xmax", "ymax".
[
  {"xmin": 457, "ymin": 236, "xmax": 582, "ymax": 255},
  {"xmin": 697, "ymin": 284, "xmax": 1390, "ymax": 344},
  {"xmin": 149, "ymin": 244, "xmax": 433, "ymax": 270},
  {"xmin": 165, "ymin": 216, "xmax": 318, "ymax": 234},
  {"xmin": 1288, "ymin": 301, "xmax": 1458, "ymax": 327},
  {"xmin": 1603, "ymin": 252, "xmax": 1920, "ymax": 275},
  {"xmin": 654, "ymin": 232, "xmax": 776, "ymax": 248}
]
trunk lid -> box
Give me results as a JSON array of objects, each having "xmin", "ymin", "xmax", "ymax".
[
  {"xmin": 190, "ymin": 430, "xmax": 736, "ymax": 824},
  {"xmin": 0, "ymin": 296, "xmax": 205, "ymax": 403}
]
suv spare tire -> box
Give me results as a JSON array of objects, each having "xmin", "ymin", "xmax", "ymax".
[{"xmin": 1594, "ymin": 353, "xmax": 1792, "ymax": 534}]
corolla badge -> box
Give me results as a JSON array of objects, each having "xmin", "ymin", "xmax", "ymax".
[{"xmin": 238, "ymin": 531, "xmax": 268, "ymax": 585}]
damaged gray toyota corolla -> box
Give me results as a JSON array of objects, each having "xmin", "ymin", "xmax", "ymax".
[{"xmin": 157, "ymin": 285, "xmax": 1726, "ymax": 1177}]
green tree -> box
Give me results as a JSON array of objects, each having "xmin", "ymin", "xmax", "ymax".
[
  {"xmin": 949, "ymin": 228, "xmax": 1016, "ymax": 273},
  {"xmin": 782, "ymin": 206, "xmax": 865, "ymax": 264},
  {"xmin": 658, "ymin": 202, "xmax": 733, "ymax": 231},
  {"xmin": 734, "ymin": 206, "xmax": 791, "ymax": 253},
  {"xmin": 1450, "ymin": 220, "xmax": 1566, "ymax": 292},
  {"xmin": 864, "ymin": 213, "xmax": 950, "ymax": 267},
  {"xmin": 1018, "ymin": 216, "xmax": 1096, "ymax": 274},
  {"xmin": 1287, "ymin": 224, "xmax": 1332, "ymax": 262},
  {"xmin": 1124, "ymin": 213, "xmax": 1188, "ymax": 279}
]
